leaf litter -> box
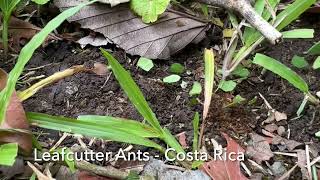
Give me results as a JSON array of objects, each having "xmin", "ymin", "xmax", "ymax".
[{"xmin": 54, "ymin": 0, "xmax": 209, "ymax": 59}]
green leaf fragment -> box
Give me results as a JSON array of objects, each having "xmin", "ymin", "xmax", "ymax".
[
  {"xmin": 137, "ymin": 57, "xmax": 154, "ymax": 72},
  {"xmin": 0, "ymin": 143, "xmax": 18, "ymax": 166},
  {"xmin": 130, "ymin": 0, "xmax": 170, "ymax": 23},
  {"xmin": 31, "ymin": 0, "xmax": 50, "ymax": 4},
  {"xmin": 219, "ymin": 80, "xmax": 237, "ymax": 92},
  {"xmin": 313, "ymin": 56, "xmax": 320, "ymax": 69},
  {"xmin": 253, "ymin": 53, "xmax": 309, "ymax": 93},
  {"xmin": 308, "ymin": 41, "xmax": 320, "ymax": 55},
  {"xmin": 282, "ymin": 29, "xmax": 314, "ymax": 39},
  {"xmin": 170, "ymin": 63, "xmax": 185, "ymax": 74},
  {"xmin": 232, "ymin": 66, "xmax": 250, "ymax": 78},
  {"xmin": 163, "ymin": 75, "xmax": 181, "ymax": 83},
  {"xmin": 189, "ymin": 81, "xmax": 202, "ymax": 96},
  {"xmin": 291, "ymin": 55, "xmax": 308, "ymax": 68}
]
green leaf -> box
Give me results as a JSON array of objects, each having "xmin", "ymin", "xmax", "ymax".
[
  {"xmin": 100, "ymin": 49, "xmax": 162, "ymax": 131},
  {"xmin": 31, "ymin": 0, "xmax": 50, "ymax": 5},
  {"xmin": 282, "ymin": 29, "xmax": 314, "ymax": 39},
  {"xmin": 313, "ymin": 56, "xmax": 320, "ymax": 69},
  {"xmin": 137, "ymin": 57, "xmax": 154, "ymax": 72},
  {"xmin": 275, "ymin": 0, "xmax": 316, "ymax": 30},
  {"xmin": 0, "ymin": 0, "xmax": 98, "ymax": 125},
  {"xmin": 189, "ymin": 82, "xmax": 202, "ymax": 96},
  {"xmin": 170, "ymin": 63, "xmax": 185, "ymax": 74},
  {"xmin": 27, "ymin": 112, "xmax": 164, "ymax": 150},
  {"xmin": 316, "ymin": 131, "xmax": 320, "ymax": 138},
  {"xmin": 55, "ymin": 148, "xmax": 76, "ymax": 173},
  {"xmin": 253, "ymin": 53, "xmax": 309, "ymax": 93},
  {"xmin": 231, "ymin": 66, "xmax": 250, "ymax": 78},
  {"xmin": 130, "ymin": 0, "xmax": 170, "ymax": 23},
  {"xmin": 291, "ymin": 55, "xmax": 308, "ymax": 68},
  {"xmin": 192, "ymin": 112, "xmax": 200, "ymax": 152},
  {"xmin": 0, "ymin": 0, "xmax": 21, "ymax": 18},
  {"xmin": 233, "ymin": 95, "xmax": 246, "ymax": 104},
  {"xmin": 219, "ymin": 80, "xmax": 237, "ymax": 92},
  {"xmin": 308, "ymin": 41, "xmax": 320, "ymax": 55},
  {"xmin": 163, "ymin": 75, "xmax": 181, "ymax": 83},
  {"xmin": 78, "ymin": 115, "xmax": 160, "ymax": 138},
  {"xmin": 0, "ymin": 143, "xmax": 18, "ymax": 166}
]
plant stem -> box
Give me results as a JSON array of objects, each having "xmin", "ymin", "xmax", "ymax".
[
  {"xmin": 306, "ymin": 92, "xmax": 320, "ymax": 105},
  {"xmin": 2, "ymin": 16, "xmax": 9, "ymax": 58},
  {"xmin": 197, "ymin": 0, "xmax": 282, "ymax": 44}
]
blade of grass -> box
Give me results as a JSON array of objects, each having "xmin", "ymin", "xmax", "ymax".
[
  {"xmin": 275, "ymin": 0, "xmax": 316, "ymax": 30},
  {"xmin": 192, "ymin": 112, "xmax": 200, "ymax": 152},
  {"xmin": 27, "ymin": 112, "xmax": 164, "ymax": 151},
  {"xmin": 203, "ymin": 49, "xmax": 215, "ymax": 120},
  {"xmin": 77, "ymin": 115, "xmax": 160, "ymax": 138},
  {"xmin": 253, "ymin": 53, "xmax": 308, "ymax": 93},
  {"xmin": 282, "ymin": 29, "xmax": 314, "ymax": 39},
  {"xmin": 0, "ymin": 0, "xmax": 98, "ymax": 125},
  {"xmin": 308, "ymin": 41, "xmax": 320, "ymax": 55},
  {"xmin": 100, "ymin": 48, "xmax": 162, "ymax": 132}
]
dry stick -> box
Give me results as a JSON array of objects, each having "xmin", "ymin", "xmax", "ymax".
[{"xmin": 197, "ymin": 0, "xmax": 282, "ymax": 44}]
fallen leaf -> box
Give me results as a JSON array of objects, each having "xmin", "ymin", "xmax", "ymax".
[
  {"xmin": 93, "ymin": 62, "xmax": 109, "ymax": 76},
  {"xmin": 246, "ymin": 133, "xmax": 273, "ymax": 164},
  {"xmin": 54, "ymin": 1, "xmax": 209, "ymax": 59},
  {"xmin": 274, "ymin": 111, "xmax": 287, "ymax": 121},
  {"xmin": 176, "ymin": 132, "xmax": 188, "ymax": 149},
  {"xmin": 272, "ymin": 136, "xmax": 302, "ymax": 151},
  {"xmin": 78, "ymin": 34, "xmax": 110, "ymax": 48},
  {"xmin": 8, "ymin": 16, "xmax": 60, "ymax": 50},
  {"xmin": 201, "ymin": 133, "xmax": 248, "ymax": 180},
  {"xmin": 0, "ymin": 69, "xmax": 32, "ymax": 155},
  {"xmin": 264, "ymin": 123, "xmax": 278, "ymax": 133}
]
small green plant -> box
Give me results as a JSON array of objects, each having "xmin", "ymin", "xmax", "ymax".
[
  {"xmin": 0, "ymin": 0, "xmax": 21, "ymax": 56},
  {"xmin": 0, "ymin": 0, "xmax": 98, "ymax": 125},
  {"xmin": 308, "ymin": 41, "xmax": 320, "ymax": 55},
  {"xmin": 222, "ymin": 0, "xmax": 316, "ymax": 78},
  {"xmin": 28, "ymin": 49, "xmax": 202, "ymax": 168},
  {"xmin": 253, "ymin": 53, "xmax": 319, "ymax": 105},
  {"xmin": 219, "ymin": 80, "xmax": 237, "ymax": 92}
]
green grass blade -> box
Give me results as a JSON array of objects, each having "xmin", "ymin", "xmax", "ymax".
[
  {"xmin": 203, "ymin": 49, "xmax": 215, "ymax": 120},
  {"xmin": 192, "ymin": 112, "xmax": 200, "ymax": 152},
  {"xmin": 0, "ymin": 143, "xmax": 18, "ymax": 166},
  {"xmin": 308, "ymin": 41, "xmax": 320, "ymax": 55},
  {"xmin": 0, "ymin": 0, "xmax": 98, "ymax": 125},
  {"xmin": 253, "ymin": 53, "xmax": 308, "ymax": 93},
  {"xmin": 275, "ymin": 0, "xmax": 316, "ymax": 30},
  {"xmin": 27, "ymin": 112, "xmax": 163, "ymax": 150},
  {"xmin": 162, "ymin": 128, "xmax": 185, "ymax": 154},
  {"xmin": 282, "ymin": 29, "xmax": 314, "ymax": 39},
  {"xmin": 78, "ymin": 115, "xmax": 161, "ymax": 138},
  {"xmin": 100, "ymin": 48, "xmax": 162, "ymax": 131}
]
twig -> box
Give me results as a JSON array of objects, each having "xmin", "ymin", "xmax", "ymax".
[{"xmin": 197, "ymin": 0, "xmax": 282, "ymax": 44}]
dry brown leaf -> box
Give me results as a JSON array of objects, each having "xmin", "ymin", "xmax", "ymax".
[
  {"xmin": 0, "ymin": 69, "xmax": 32, "ymax": 155},
  {"xmin": 8, "ymin": 16, "xmax": 60, "ymax": 50},
  {"xmin": 272, "ymin": 136, "xmax": 302, "ymax": 151},
  {"xmin": 92, "ymin": 62, "xmax": 109, "ymax": 76},
  {"xmin": 246, "ymin": 133, "xmax": 273, "ymax": 164},
  {"xmin": 201, "ymin": 133, "xmax": 248, "ymax": 180},
  {"xmin": 54, "ymin": 0, "xmax": 209, "ymax": 59},
  {"xmin": 274, "ymin": 111, "xmax": 287, "ymax": 122},
  {"xmin": 176, "ymin": 131, "xmax": 188, "ymax": 149},
  {"xmin": 264, "ymin": 123, "xmax": 278, "ymax": 133}
]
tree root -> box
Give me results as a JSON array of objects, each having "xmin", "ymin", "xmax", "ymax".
[{"xmin": 198, "ymin": 0, "xmax": 282, "ymax": 44}]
